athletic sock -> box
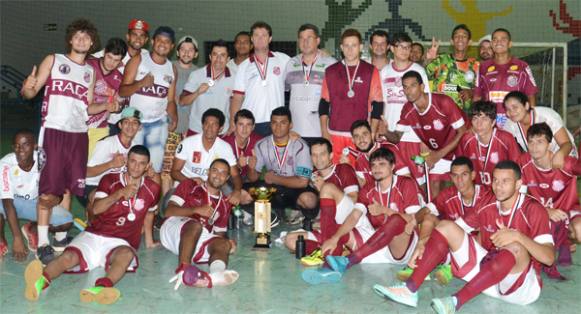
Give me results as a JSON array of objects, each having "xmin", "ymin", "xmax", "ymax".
[
  {"xmin": 54, "ymin": 232, "xmax": 67, "ymax": 242},
  {"xmin": 209, "ymin": 260, "xmax": 226, "ymax": 274},
  {"xmin": 41, "ymin": 271, "xmax": 52, "ymax": 290},
  {"xmin": 348, "ymin": 214, "xmax": 407, "ymax": 266},
  {"xmin": 95, "ymin": 277, "xmax": 114, "ymax": 288},
  {"xmin": 406, "ymin": 229, "xmax": 449, "ymax": 292},
  {"xmin": 37, "ymin": 225, "xmax": 49, "ymax": 247},
  {"xmin": 454, "ymin": 249, "xmax": 516, "ymax": 309},
  {"xmin": 319, "ymin": 198, "xmax": 339, "ymax": 242}
]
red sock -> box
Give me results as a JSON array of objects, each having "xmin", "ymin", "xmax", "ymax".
[
  {"xmin": 305, "ymin": 239, "xmax": 319, "ymax": 255},
  {"xmin": 348, "ymin": 214, "xmax": 407, "ymax": 266},
  {"xmin": 42, "ymin": 271, "xmax": 52, "ymax": 290},
  {"xmin": 319, "ymin": 198, "xmax": 339, "ymax": 242},
  {"xmin": 95, "ymin": 277, "xmax": 114, "ymax": 288},
  {"xmin": 406, "ymin": 229, "xmax": 448, "ymax": 292},
  {"xmin": 454, "ymin": 249, "xmax": 516, "ymax": 309}
]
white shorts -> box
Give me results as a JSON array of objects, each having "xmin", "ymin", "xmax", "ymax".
[
  {"xmin": 450, "ymin": 232, "xmax": 541, "ymax": 305},
  {"xmin": 65, "ymin": 232, "xmax": 138, "ymax": 273},
  {"xmin": 416, "ymin": 158, "xmax": 451, "ymax": 185},
  {"xmin": 160, "ymin": 216, "xmax": 218, "ymax": 263},
  {"xmin": 357, "ymin": 228, "xmax": 418, "ymax": 265}
]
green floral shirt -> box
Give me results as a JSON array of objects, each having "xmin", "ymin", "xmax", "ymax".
[{"xmin": 426, "ymin": 54, "xmax": 479, "ymax": 111}]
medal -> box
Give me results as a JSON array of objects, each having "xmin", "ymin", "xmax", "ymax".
[
  {"xmin": 272, "ymin": 137, "xmax": 290, "ymax": 171},
  {"xmin": 203, "ymin": 183, "xmax": 223, "ymax": 226},
  {"xmin": 261, "ymin": 80, "xmax": 267, "ymax": 87},
  {"xmin": 208, "ymin": 79, "xmax": 215, "ymax": 87},
  {"xmin": 301, "ymin": 52, "xmax": 319, "ymax": 86},
  {"xmin": 342, "ymin": 147, "xmax": 351, "ymax": 156},
  {"xmin": 304, "ymin": 81, "xmax": 309, "ymax": 86},
  {"xmin": 344, "ymin": 60, "xmax": 360, "ymax": 99},
  {"xmin": 123, "ymin": 172, "xmax": 143, "ymax": 223},
  {"xmin": 347, "ymin": 90, "xmax": 355, "ymax": 98},
  {"xmin": 254, "ymin": 53, "xmax": 269, "ymax": 87},
  {"xmin": 208, "ymin": 65, "xmax": 223, "ymax": 88},
  {"xmin": 127, "ymin": 212, "xmax": 136, "ymax": 221}
]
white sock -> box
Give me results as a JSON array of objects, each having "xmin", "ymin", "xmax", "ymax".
[
  {"xmin": 452, "ymin": 296, "xmax": 458, "ymax": 307},
  {"xmin": 54, "ymin": 232, "xmax": 67, "ymax": 241},
  {"xmin": 209, "ymin": 260, "xmax": 226, "ymax": 274},
  {"xmin": 38, "ymin": 225, "xmax": 49, "ymax": 246}
]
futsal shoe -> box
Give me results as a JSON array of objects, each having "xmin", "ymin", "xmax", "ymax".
[
  {"xmin": 431, "ymin": 296, "xmax": 456, "ymax": 314},
  {"xmin": 301, "ymin": 268, "xmax": 342, "ymax": 285},
  {"xmin": 24, "ymin": 260, "xmax": 48, "ymax": 301},
  {"xmin": 36, "ymin": 245, "xmax": 56, "ymax": 265},
  {"xmin": 300, "ymin": 249, "xmax": 324, "ymax": 267},
  {"xmin": 21, "ymin": 222, "xmax": 38, "ymax": 251},
  {"xmin": 325, "ymin": 255, "xmax": 349, "ymax": 274},
  {"xmin": 0, "ymin": 239, "xmax": 8, "ymax": 257},
  {"xmin": 373, "ymin": 282, "xmax": 418, "ymax": 307},
  {"xmin": 434, "ymin": 264, "xmax": 453, "ymax": 285},
  {"xmin": 80, "ymin": 286, "xmax": 121, "ymax": 305}
]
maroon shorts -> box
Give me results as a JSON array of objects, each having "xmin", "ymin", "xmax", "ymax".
[{"xmin": 38, "ymin": 127, "xmax": 88, "ymax": 197}]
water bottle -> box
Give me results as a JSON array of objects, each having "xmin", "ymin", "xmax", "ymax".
[{"xmin": 295, "ymin": 235, "xmax": 306, "ymax": 259}]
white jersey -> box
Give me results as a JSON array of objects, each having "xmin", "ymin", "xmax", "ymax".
[
  {"xmin": 502, "ymin": 106, "xmax": 578, "ymax": 158},
  {"xmin": 41, "ymin": 54, "xmax": 94, "ymax": 133},
  {"xmin": 85, "ymin": 135, "xmax": 133, "ymax": 186},
  {"xmin": 233, "ymin": 51, "xmax": 290, "ymax": 123},
  {"xmin": 128, "ymin": 52, "xmax": 174, "ymax": 123},
  {"xmin": 284, "ymin": 53, "xmax": 337, "ymax": 137},
  {"xmin": 175, "ymin": 134, "xmax": 237, "ymax": 180},
  {"xmin": 183, "ymin": 65, "xmax": 234, "ymax": 134},
  {"xmin": 380, "ymin": 61, "xmax": 429, "ymax": 142},
  {"xmin": 226, "ymin": 58, "xmax": 241, "ymax": 76},
  {"xmin": 0, "ymin": 152, "xmax": 39, "ymax": 200}
]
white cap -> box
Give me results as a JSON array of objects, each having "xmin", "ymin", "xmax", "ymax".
[
  {"xmin": 478, "ymin": 34, "xmax": 492, "ymax": 45},
  {"xmin": 177, "ymin": 35, "xmax": 198, "ymax": 50}
]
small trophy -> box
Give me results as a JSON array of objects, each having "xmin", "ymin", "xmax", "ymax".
[{"xmin": 249, "ymin": 186, "xmax": 277, "ymax": 249}]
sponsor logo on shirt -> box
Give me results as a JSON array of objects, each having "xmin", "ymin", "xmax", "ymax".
[
  {"xmin": 59, "ymin": 64, "xmax": 71, "ymax": 74},
  {"xmin": 163, "ymin": 74, "xmax": 173, "ymax": 84},
  {"xmin": 539, "ymin": 183, "xmax": 549, "ymax": 189},
  {"xmin": 192, "ymin": 151, "xmax": 201, "ymax": 163},
  {"xmin": 487, "ymin": 66, "xmax": 495, "ymax": 73},
  {"xmin": 84, "ymin": 71, "xmax": 92, "ymax": 83},
  {"xmin": 509, "ymin": 65, "xmax": 519, "ymax": 71}
]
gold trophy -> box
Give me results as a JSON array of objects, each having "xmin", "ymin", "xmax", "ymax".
[{"xmin": 248, "ymin": 187, "xmax": 276, "ymax": 249}]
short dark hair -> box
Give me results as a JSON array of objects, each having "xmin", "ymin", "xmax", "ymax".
[
  {"xmin": 402, "ymin": 70, "xmax": 423, "ymax": 85},
  {"xmin": 350, "ymin": 119, "xmax": 371, "ymax": 134},
  {"xmin": 211, "ymin": 39, "xmax": 229, "ymax": 53},
  {"xmin": 104, "ymin": 37, "xmax": 127, "ymax": 56},
  {"xmin": 391, "ymin": 32, "xmax": 412, "ymax": 45},
  {"xmin": 503, "ymin": 91, "xmax": 530, "ymax": 111},
  {"xmin": 492, "ymin": 28, "xmax": 512, "ymax": 41},
  {"xmin": 411, "ymin": 42, "xmax": 424, "ymax": 54},
  {"xmin": 310, "ymin": 137, "xmax": 333, "ymax": 154},
  {"xmin": 494, "ymin": 160, "xmax": 521, "ymax": 180},
  {"xmin": 370, "ymin": 30, "xmax": 389, "ymax": 44},
  {"xmin": 234, "ymin": 109, "xmax": 255, "ymax": 124},
  {"xmin": 341, "ymin": 28, "xmax": 362, "ymax": 44},
  {"xmin": 234, "ymin": 31, "xmax": 251, "ymax": 42},
  {"xmin": 65, "ymin": 18, "xmax": 98, "ymax": 53},
  {"xmin": 271, "ymin": 106, "xmax": 292, "ymax": 123},
  {"xmin": 471, "ymin": 100, "xmax": 496, "ymax": 121},
  {"xmin": 451, "ymin": 156, "xmax": 474, "ymax": 172},
  {"xmin": 13, "ymin": 129, "xmax": 36, "ymax": 143},
  {"xmin": 452, "ymin": 24, "xmax": 472, "ymax": 39},
  {"xmin": 369, "ymin": 147, "xmax": 396, "ymax": 165},
  {"xmin": 202, "ymin": 108, "xmax": 226, "ymax": 127},
  {"xmin": 128, "ymin": 144, "xmax": 150, "ymax": 161},
  {"xmin": 210, "ymin": 158, "xmax": 231, "ymax": 172},
  {"xmin": 298, "ymin": 23, "xmax": 320, "ymax": 38},
  {"xmin": 251, "ymin": 21, "xmax": 272, "ymax": 37},
  {"xmin": 527, "ymin": 122, "xmax": 553, "ymax": 143}
]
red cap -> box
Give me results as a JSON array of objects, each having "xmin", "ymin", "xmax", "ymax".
[{"xmin": 128, "ymin": 19, "xmax": 149, "ymax": 32}]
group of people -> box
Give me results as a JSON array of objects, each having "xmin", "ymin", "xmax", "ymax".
[{"xmin": 0, "ymin": 16, "xmax": 579, "ymax": 313}]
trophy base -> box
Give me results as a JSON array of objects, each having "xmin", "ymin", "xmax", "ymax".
[{"xmin": 253, "ymin": 233, "xmax": 271, "ymax": 249}]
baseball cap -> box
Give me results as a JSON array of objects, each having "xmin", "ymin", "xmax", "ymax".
[
  {"xmin": 478, "ymin": 34, "xmax": 492, "ymax": 45},
  {"xmin": 177, "ymin": 35, "xmax": 199, "ymax": 51},
  {"xmin": 119, "ymin": 107, "xmax": 142, "ymax": 121},
  {"xmin": 128, "ymin": 19, "xmax": 149, "ymax": 32},
  {"xmin": 153, "ymin": 26, "xmax": 176, "ymax": 43}
]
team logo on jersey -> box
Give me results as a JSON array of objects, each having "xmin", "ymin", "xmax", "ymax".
[
  {"xmin": 433, "ymin": 119, "xmax": 444, "ymax": 131},
  {"xmin": 509, "ymin": 65, "xmax": 519, "ymax": 71},
  {"xmin": 389, "ymin": 203, "xmax": 398, "ymax": 212},
  {"xmin": 59, "ymin": 64, "xmax": 71, "ymax": 74},
  {"xmin": 464, "ymin": 70, "xmax": 475, "ymax": 83},
  {"xmin": 163, "ymin": 75, "xmax": 173, "ymax": 84},
  {"xmin": 37, "ymin": 148, "xmax": 47, "ymax": 171},
  {"xmin": 487, "ymin": 66, "xmax": 495, "ymax": 73},
  {"xmin": 484, "ymin": 224, "xmax": 495, "ymax": 233},
  {"xmin": 192, "ymin": 151, "xmax": 201, "ymax": 163},
  {"xmin": 552, "ymin": 180, "xmax": 564, "ymax": 192},
  {"xmin": 423, "ymin": 125, "xmax": 432, "ymax": 130},
  {"xmin": 490, "ymin": 152, "xmax": 499, "ymax": 163},
  {"xmin": 77, "ymin": 178, "xmax": 86, "ymax": 189},
  {"xmin": 273, "ymin": 66, "xmax": 281, "ymax": 75},
  {"xmin": 354, "ymin": 77, "xmax": 363, "ymax": 84},
  {"xmin": 539, "ymin": 183, "xmax": 549, "ymax": 189},
  {"xmin": 506, "ymin": 75, "xmax": 518, "ymax": 87},
  {"xmin": 134, "ymin": 198, "xmax": 145, "ymax": 211},
  {"xmin": 84, "ymin": 71, "xmax": 92, "ymax": 83}
]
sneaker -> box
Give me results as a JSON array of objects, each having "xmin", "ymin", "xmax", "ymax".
[
  {"xmin": 325, "ymin": 255, "xmax": 349, "ymax": 274},
  {"xmin": 301, "ymin": 268, "xmax": 342, "ymax": 285},
  {"xmin": 24, "ymin": 260, "xmax": 48, "ymax": 301},
  {"xmin": 36, "ymin": 245, "xmax": 56, "ymax": 265},
  {"xmin": 0, "ymin": 239, "xmax": 8, "ymax": 257},
  {"xmin": 80, "ymin": 286, "xmax": 121, "ymax": 305},
  {"xmin": 73, "ymin": 217, "xmax": 87, "ymax": 231},
  {"xmin": 21, "ymin": 222, "xmax": 38, "ymax": 251},
  {"xmin": 301, "ymin": 249, "xmax": 324, "ymax": 267},
  {"xmin": 373, "ymin": 282, "xmax": 418, "ymax": 307},
  {"xmin": 431, "ymin": 296, "xmax": 456, "ymax": 314},
  {"xmin": 434, "ymin": 264, "xmax": 453, "ymax": 285},
  {"xmin": 397, "ymin": 266, "xmax": 433, "ymax": 282},
  {"xmin": 52, "ymin": 236, "xmax": 73, "ymax": 252}
]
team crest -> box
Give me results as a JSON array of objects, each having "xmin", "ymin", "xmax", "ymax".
[
  {"xmin": 59, "ymin": 64, "xmax": 70, "ymax": 74},
  {"xmin": 433, "ymin": 119, "xmax": 444, "ymax": 131},
  {"xmin": 84, "ymin": 71, "xmax": 92, "ymax": 83},
  {"xmin": 389, "ymin": 203, "xmax": 398, "ymax": 212},
  {"xmin": 506, "ymin": 75, "xmax": 518, "ymax": 87},
  {"xmin": 192, "ymin": 151, "xmax": 201, "ymax": 163},
  {"xmin": 77, "ymin": 178, "xmax": 86, "ymax": 189},
  {"xmin": 163, "ymin": 75, "xmax": 173, "ymax": 84},
  {"xmin": 490, "ymin": 152, "xmax": 499, "ymax": 163},
  {"xmin": 273, "ymin": 66, "xmax": 281, "ymax": 75},
  {"xmin": 134, "ymin": 198, "xmax": 145, "ymax": 211},
  {"xmin": 552, "ymin": 180, "xmax": 564, "ymax": 192}
]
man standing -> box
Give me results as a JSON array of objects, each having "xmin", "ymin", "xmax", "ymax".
[
  {"xmin": 319, "ymin": 29, "xmax": 384, "ymax": 164},
  {"xmin": 227, "ymin": 31, "xmax": 252, "ymax": 75},
  {"xmin": 120, "ymin": 26, "xmax": 178, "ymax": 174},
  {"xmin": 285, "ymin": 24, "xmax": 336, "ymax": 144},
  {"xmin": 173, "ymin": 35, "xmax": 199, "ymax": 137},
  {"xmin": 474, "ymin": 28, "xmax": 538, "ymax": 127},
  {"xmin": 21, "ymin": 18, "xmax": 98, "ymax": 263},
  {"xmin": 180, "ymin": 40, "xmax": 233, "ymax": 136},
  {"xmin": 478, "ymin": 35, "xmax": 493, "ymax": 61},
  {"xmin": 367, "ymin": 30, "xmax": 390, "ymax": 70},
  {"xmin": 410, "ymin": 43, "xmax": 424, "ymax": 64},
  {"xmin": 229, "ymin": 22, "xmax": 290, "ymax": 136}
]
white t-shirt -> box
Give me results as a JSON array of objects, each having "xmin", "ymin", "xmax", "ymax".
[
  {"xmin": 502, "ymin": 106, "xmax": 578, "ymax": 158},
  {"xmin": 175, "ymin": 134, "xmax": 237, "ymax": 180},
  {"xmin": 0, "ymin": 152, "xmax": 39, "ymax": 200},
  {"xmin": 233, "ymin": 51, "xmax": 290, "ymax": 123},
  {"xmin": 86, "ymin": 135, "xmax": 133, "ymax": 186},
  {"xmin": 183, "ymin": 65, "xmax": 234, "ymax": 134},
  {"xmin": 380, "ymin": 61, "xmax": 429, "ymax": 143},
  {"xmin": 226, "ymin": 58, "xmax": 240, "ymax": 76}
]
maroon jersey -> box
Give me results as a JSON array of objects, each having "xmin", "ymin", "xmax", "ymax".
[
  {"xmin": 169, "ymin": 179, "xmax": 232, "ymax": 233},
  {"xmin": 314, "ymin": 163, "xmax": 359, "ymax": 194},
  {"xmin": 397, "ymin": 93, "xmax": 466, "ymax": 160},
  {"xmin": 459, "ymin": 128, "xmax": 521, "ymax": 186},
  {"xmin": 474, "ymin": 57, "xmax": 538, "ymax": 115},
  {"xmin": 518, "ymin": 154, "xmax": 580, "ymax": 213},
  {"xmin": 355, "ymin": 175, "xmax": 422, "ymax": 229},
  {"xmin": 428, "ymin": 184, "xmax": 495, "ymax": 220},
  {"xmin": 88, "ymin": 173, "xmax": 161, "ymax": 249},
  {"xmin": 222, "ymin": 132, "xmax": 262, "ymax": 178},
  {"xmin": 345, "ymin": 141, "xmax": 411, "ymax": 184},
  {"xmin": 86, "ymin": 58, "xmax": 124, "ymax": 128}
]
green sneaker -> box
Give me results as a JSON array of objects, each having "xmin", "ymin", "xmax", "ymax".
[
  {"xmin": 80, "ymin": 286, "xmax": 121, "ymax": 305},
  {"xmin": 396, "ymin": 266, "xmax": 431, "ymax": 282},
  {"xmin": 301, "ymin": 249, "xmax": 324, "ymax": 266},
  {"xmin": 434, "ymin": 264, "xmax": 452, "ymax": 286},
  {"xmin": 24, "ymin": 260, "xmax": 47, "ymax": 301}
]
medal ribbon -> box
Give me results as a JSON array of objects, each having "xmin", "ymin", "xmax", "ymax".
[
  {"xmin": 272, "ymin": 138, "xmax": 290, "ymax": 171},
  {"xmin": 254, "ymin": 54, "xmax": 269, "ymax": 82},
  {"xmin": 302, "ymin": 52, "xmax": 319, "ymax": 83},
  {"xmin": 344, "ymin": 60, "xmax": 360, "ymax": 92},
  {"xmin": 516, "ymin": 110, "xmax": 535, "ymax": 152}
]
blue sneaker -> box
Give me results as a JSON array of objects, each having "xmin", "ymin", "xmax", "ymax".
[
  {"xmin": 301, "ymin": 268, "xmax": 342, "ymax": 285},
  {"xmin": 325, "ymin": 255, "xmax": 349, "ymax": 274},
  {"xmin": 373, "ymin": 282, "xmax": 418, "ymax": 307},
  {"xmin": 431, "ymin": 296, "xmax": 456, "ymax": 314}
]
